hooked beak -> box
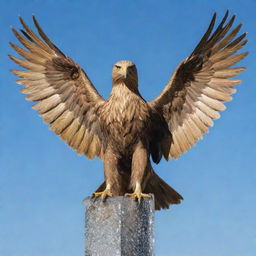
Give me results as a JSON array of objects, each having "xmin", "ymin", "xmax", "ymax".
[{"xmin": 121, "ymin": 67, "xmax": 127, "ymax": 79}]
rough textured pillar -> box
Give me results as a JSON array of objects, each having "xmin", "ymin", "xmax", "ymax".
[{"xmin": 84, "ymin": 196, "xmax": 155, "ymax": 256}]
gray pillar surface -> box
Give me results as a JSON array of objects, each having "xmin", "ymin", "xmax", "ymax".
[{"xmin": 84, "ymin": 196, "xmax": 155, "ymax": 256}]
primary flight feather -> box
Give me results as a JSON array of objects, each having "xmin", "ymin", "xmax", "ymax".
[{"xmin": 9, "ymin": 11, "xmax": 247, "ymax": 210}]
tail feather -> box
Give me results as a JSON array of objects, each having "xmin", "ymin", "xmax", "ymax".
[{"xmin": 144, "ymin": 171, "xmax": 183, "ymax": 210}]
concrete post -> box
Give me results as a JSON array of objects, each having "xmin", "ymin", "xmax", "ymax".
[{"xmin": 84, "ymin": 196, "xmax": 155, "ymax": 256}]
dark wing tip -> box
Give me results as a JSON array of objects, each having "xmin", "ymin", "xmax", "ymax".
[
  {"xmin": 19, "ymin": 16, "xmax": 30, "ymax": 32},
  {"xmin": 224, "ymin": 9, "xmax": 229, "ymax": 17},
  {"xmin": 32, "ymin": 15, "xmax": 42, "ymax": 33},
  {"xmin": 10, "ymin": 27, "xmax": 18, "ymax": 35},
  {"xmin": 31, "ymin": 15, "xmax": 66, "ymax": 57},
  {"xmin": 20, "ymin": 29, "xmax": 33, "ymax": 42},
  {"xmin": 190, "ymin": 11, "xmax": 218, "ymax": 56},
  {"xmin": 230, "ymin": 14, "xmax": 236, "ymax": 24},
  {"xmin": 211, "ymin": 12, "xmax": 217, "ymax": 25},
  {"xmin": 243, "ymin": 39, "xmax": 249, "ymax": 46},
  {"xmin": 32, "ymin": 15, "xmax": 38, "ymax": 25},
  {"xmin": 237, "ymin": 23, "xmax": 243, "ymax": 30},
  {"xmin": 19, "ymin": 16, "xmax": 24, "ymax": 24}
]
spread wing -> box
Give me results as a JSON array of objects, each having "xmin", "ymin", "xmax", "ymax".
[
  {"xmin": 149, "ymin": 11, "xmax": 248, "ymax": 160},
  {"xmin": 9, "ymin": 16, "xmax": 105, "ymax": 159}
]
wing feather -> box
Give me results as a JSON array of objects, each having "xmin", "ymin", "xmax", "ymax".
[
  {"xmin": 149, "ymin": 12, "xmax": 248, "ymax": 160},
  {"xmin": 10, "ymin": 17, "xmax": 105, "ymax": 159},
  {"xmin": 9, "ymin": 55, "xmax": 45, "ymax": 71},
  {"xmin": 149, "ymin": 12, "xmax": 247, "ymax": 160}
]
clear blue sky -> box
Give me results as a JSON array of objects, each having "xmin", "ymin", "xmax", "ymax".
[{"xmin": 0, "ymin": 1, "xmax": 255, "ymax": 255}]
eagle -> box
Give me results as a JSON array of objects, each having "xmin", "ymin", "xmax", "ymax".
[{"xmin": 9, "ymin": 11, "xmax": 247, "ymax": 210}]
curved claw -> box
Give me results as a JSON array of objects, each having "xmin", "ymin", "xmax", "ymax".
[
  {"xmin": 125, "ymin": 192, "xmax": 151, "ymax": 203},
  {"xmin": 92, "ymin": 186, "xmax": 113, "ymax": 201}
]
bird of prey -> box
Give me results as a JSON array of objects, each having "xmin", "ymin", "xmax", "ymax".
[{"xmin": 9, "ymin": 11, "xmax": 247, "ymax": 210}]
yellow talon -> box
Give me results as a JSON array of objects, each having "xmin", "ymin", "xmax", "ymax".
[
  {"xmin": 125, "ymin": 183, "xmax": 151, "ymax": 203},
  {"xmin": 92, "ymin": 184, "xmax": 113, "ymax": 201},
  {"xmin": 125, "ymin": 192, "xmax": 151, "ymax": 203}
]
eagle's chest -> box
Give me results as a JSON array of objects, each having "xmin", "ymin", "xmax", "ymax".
[
  {"xmin": 101, "ymin": 89, "xmax": 151, "ymax": 148},
  {"xmin": 105, "ymin": 95, "xmax": 149, "ymax": 130}
]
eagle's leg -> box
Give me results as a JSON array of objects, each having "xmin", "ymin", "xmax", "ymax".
[
  {"xmin": 125, "ymin": 141, "xmax": 151, "ymax": 202},
  {"xmin": 93, "ymin": 146, "xmax": 123, "ymax": 200}
]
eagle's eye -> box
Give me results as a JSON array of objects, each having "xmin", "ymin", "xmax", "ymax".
[
  {"xmin": 128, "ymin": 65, "xmax": 135, "ymax": 70},
  {"xmin": 115, "ymin": 65, "xmax": 121, "ymax": 69}
]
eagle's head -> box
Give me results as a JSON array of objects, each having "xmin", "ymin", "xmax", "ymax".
[{"xmin": 112, "ymin": 60, "xmax": 138, "ymax": 90}]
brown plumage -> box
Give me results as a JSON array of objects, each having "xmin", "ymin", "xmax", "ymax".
[{"xmin": 9, "ymin": 11, "xmax": 247, "ymax": 210}]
